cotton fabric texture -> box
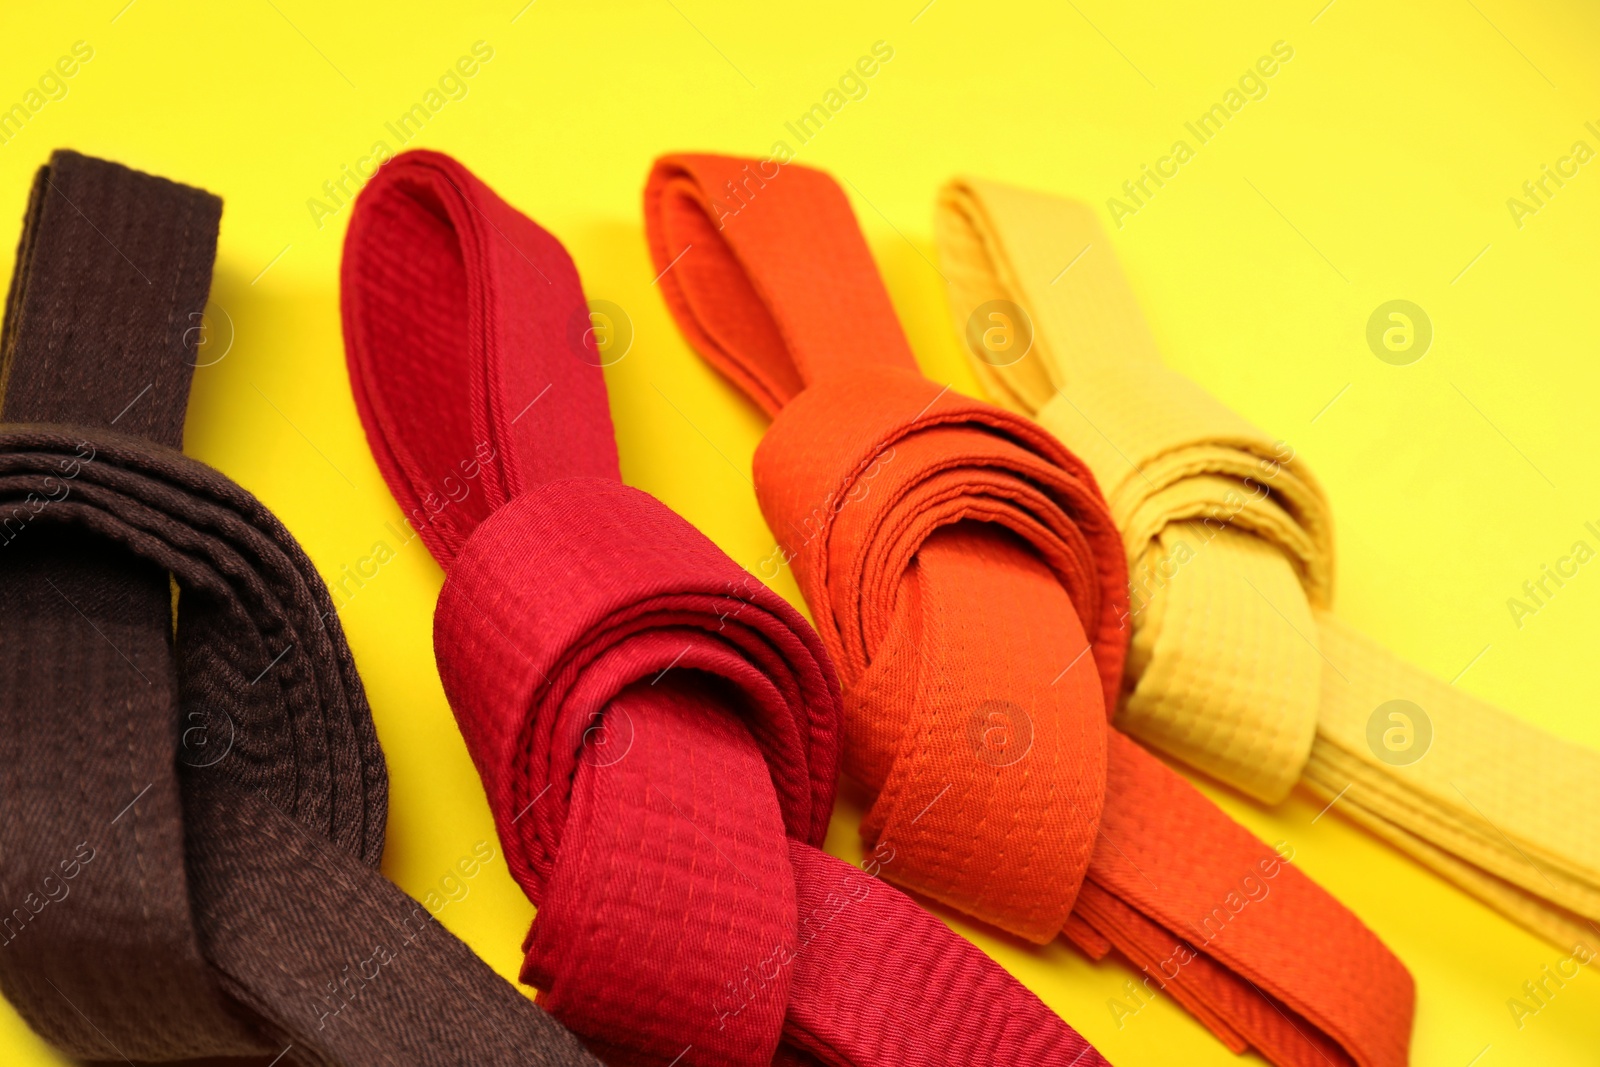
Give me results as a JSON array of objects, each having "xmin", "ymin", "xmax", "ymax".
[
  {"xmin": 0, "ymin": 150, "xmax": 600, "ymax": 1066},
  {"xmin": 935, "ymin": 175, "xmax": 1600, "ymax": 955},
  {"xmin": 646, "ymin": 152, "xmax": 1416, "ymax": 1067},
  {"xmin": 341, "ymin": 148, "xmax": 1107, "ymax": 1067}
]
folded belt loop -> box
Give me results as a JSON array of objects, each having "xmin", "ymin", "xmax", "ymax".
[
  {"xmin": 935, "ymin": 174, "xmax": 1600, "ymax": 955},
  {"xmin": 648, "ymin": 152, "xmax": 1416, "ymax": 1067},
  {"xmin": 342, "ymin": 148, "xmax": 1109, "ymax": 1067},
  {"xmin": 0, "ymin": 149, "xmax": 601, "ymax": 1066}
]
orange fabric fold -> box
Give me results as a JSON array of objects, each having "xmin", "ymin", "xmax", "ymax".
[{"xmin": 645, "ymin": 154, "xmax": 1415, "ymax": 1067}]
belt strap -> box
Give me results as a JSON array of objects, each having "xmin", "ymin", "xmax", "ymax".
[
  {"xmin": 0, "ymin": 150, "xmax": 600, "ymax": 1066},
  {"xmin": 934, "ymin": 175, "xmax": 1600, "ymax": 952},
  {"xmin": 646, "ymin": 153, "xmax": 1417, "ymax": 1067},
  {"xmin": 341, "ymin": 148, "xmax": 1107, "ymax": 1067}
]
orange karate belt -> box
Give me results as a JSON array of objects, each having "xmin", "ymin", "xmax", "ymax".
[{"xmin": 644, "ymin": 153, "xmax": 1416, "ymax": 1067}]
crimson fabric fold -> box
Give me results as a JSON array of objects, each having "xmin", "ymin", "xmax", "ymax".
[
  {"xmin": 644, "ymin": 153, "xmax": 1416, "ymax": 1067},
  {"xmin": 341, "ymin": 148, "xmax": 1109, "ymax": 1067},
  {"xmin": 0, "ymin": 150, "xmax": 600, "ymax": 1066}
]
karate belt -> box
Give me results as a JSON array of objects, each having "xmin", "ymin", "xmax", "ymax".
[
  {"xmin": 935, "ymin": 175, "xmax": 1600, "ymax": 954},
  {"xmin": 341, "ymin": 148, "xmax": 1108, "ymax": 1067},
  {"xmin": 645, "ymin": 153, "xmax": 1416, "ymax": 1067},
  {"xmin": 0, "ymin": 150, "xmax": 600, "ymax": 1064}
]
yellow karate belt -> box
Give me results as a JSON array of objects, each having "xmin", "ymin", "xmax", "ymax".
[{"xmin": 934, "ymin": 176, "xmax": 1600, "ymax": 952}]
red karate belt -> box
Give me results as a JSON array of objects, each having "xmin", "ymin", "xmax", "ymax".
[{"xmin": 341, "ymin": 149, "xmax": 1110, "ymax": 1067}]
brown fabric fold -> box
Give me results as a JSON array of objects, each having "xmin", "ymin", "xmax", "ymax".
[{"xmin": 0, "ymin": 150, "xmax": 601, "ymax": 1066}]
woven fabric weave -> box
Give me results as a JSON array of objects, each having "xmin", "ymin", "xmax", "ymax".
[
  {"xmin": 341, "ymin": 148, "xmax": 1107, "ymax": 1067},
  {"xmin": 0, "ymin": 150, "xmax": 600, "ymax": 1065},
  {"xmin": 935, "ymin": 175, "xmax": 1600, "ymax": 952},
  {"xmin": 646, "ymin": 152, "xmax": 1417, "ymax": 1067}
]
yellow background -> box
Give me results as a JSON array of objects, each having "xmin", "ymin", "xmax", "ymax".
[{"xmin": 4, "ymin": 1, "xmax": 1599, "ymax": 1063}]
